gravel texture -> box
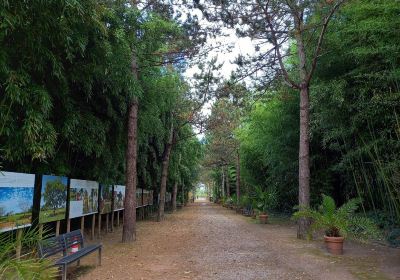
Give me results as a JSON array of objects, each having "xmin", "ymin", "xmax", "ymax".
[{"xmin": 73, "ymin": 201, "xmax": 400, "ymax": 280}]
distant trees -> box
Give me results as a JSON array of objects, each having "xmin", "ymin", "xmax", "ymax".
[
  {"xmin": 197, "ymin": 0, "xmax": 348, "ymax": 238},
  {"xmin": 43, "ymin": 180, "xmax": 66, "ymax": 215}
]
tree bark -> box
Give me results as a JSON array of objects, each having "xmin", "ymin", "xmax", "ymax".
[
  {"xmin": 297, "ymin": 85, "xmax": 311, "ymax": 239},
  {"xmin": 221, "ymin": 166, "xmax": 225, "ymax": 198},
  {"xmin": 157, "ymin": 121, "xmax": 174, "ymax": 222},
  {"xmin": 122, "ymin": 0, "xmax": 139, "ymax": 244},
  {"xmin": 236, "ymin": 149, "xmax": 240, "ymax": 205},
  {"xmin": 225, "ymin": 166, "xmax": 230, "ymax": 197},
  {"xmin": 172, "ymin": 181, "xmax": 178, "ymax": 212},
  {"xmin": 293, "ymin": 12, "xmax": 311, "ymax": 239},
  {"xmin": 122, "ymin": 98, "xmax": 138, "ymax": 242}
]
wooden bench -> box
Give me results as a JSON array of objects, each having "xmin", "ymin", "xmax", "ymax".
[{"xmin": 38, "ymin": 229, "xmax": 102, "ymax": 280}]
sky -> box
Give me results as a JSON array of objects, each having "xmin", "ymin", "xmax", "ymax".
[
  {"xmin": 0, "ymin": 172, "xmax": 35, "ymax": 214},
  {"xmin": 180, "ymin": 11, "xmax": 256, "ymax": 139}
]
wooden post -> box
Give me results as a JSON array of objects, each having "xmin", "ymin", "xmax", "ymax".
[
  {"xmin": 98, "ymin": 214, "xmax": 101, "ymax": 238},
  {"xmin": 117, "ymin": 211, "xmax": 120, "ymax": 227},
  {"xmin": 91, "ymin": 214, "xmax": 95, "ymax": 240},
  {"xmin": 81, "ymin": 216, "xmax": 85, "ymax": 236},
  {"xmin": 106, "ymin": 213, "xmax": 109, "ymax": 233},
  {"xmin": 55, "ymin": 220, "xmax": 60, "ymax": 236},
  {"xmin": 111, "ymin": 212, "xmax": 114, "ymax": 232},
  {"xmin": 38, "ymin": 224, "xmax": 43, "ymax": 239},
  {"xmin": 67, "ymin": 219, "xmax": 71, "ymax": 233},
  {"xmin": 15, "ymin": 229, "xmax": 22, "ymax": 260}
]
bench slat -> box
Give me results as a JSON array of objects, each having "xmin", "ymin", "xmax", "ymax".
[{"xmin": 38, "ymin": 236, "xmax": 65, "ymax": 258}]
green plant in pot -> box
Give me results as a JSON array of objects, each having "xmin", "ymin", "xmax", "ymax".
[
  {"xmin": 292, "ymin": 195, "xmax": 380, "ymax": 255},
  {"xmin": 254, "ymin": 186, "xmax": 277, "ymax": 224}
]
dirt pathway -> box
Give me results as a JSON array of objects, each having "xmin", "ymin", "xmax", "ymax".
[{"xmin": 76, "ymin": 201, "xmax": 400, "ymax": 280}]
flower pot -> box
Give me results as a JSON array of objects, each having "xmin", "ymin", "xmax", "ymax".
[
  {"xmin": 251, "ymin": 213, "xmax": 256, "ymax": 219},
  {"xmin": 324, "ymin": 236, "xmax": 344, "ymax": 255},
  {"xmin": 259, "ymin": 214, "xmax": 268, "ymax": 224}
]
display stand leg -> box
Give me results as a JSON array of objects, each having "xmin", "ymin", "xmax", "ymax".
[
  {"xmin": 56, "ymin": 220, "xmax": 60, "ymax": 236},
  {"xmin": 111, "ymin": 212, "xmax": 114, "ymax": 232},
  {"xmin": 106, "ymin": 213, "xmax": 109, "ymax": 233},
  {"xmin": 117, "ymin": 211, "xmax": 120, "ymax": 227},
  {"xmin": 98, "ymin": 214, "xmax": 102, "ymax": 239},
  {"xmin": 67, "ymin": 219, "xmax": 71, "ymax": 233},
  {"xmin": 16, "ymin": 229, "xmax": 22, "ymax": 260},
  {"xmin": 91, "ymin": 214, "xmax": 95, "ymax": 240},
  {"xmin": 81, "ymin": 216, "xmax": 85, "ymax": 236}
]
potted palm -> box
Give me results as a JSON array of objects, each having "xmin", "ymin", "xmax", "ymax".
[
  {"xmin": 254, "ymin": 186, "xmax": 277, "ymax": 224},
  {"xmin": 293, "ymin": 195, "xmax": 380, "ymax": 255}
]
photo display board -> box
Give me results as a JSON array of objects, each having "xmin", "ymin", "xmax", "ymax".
[
  {"xmin": 113, "ymin": 185, "xmax": 125, "ymax": 211},
  {"xmin": 40, "ymin": 175, "xmax": 68, "ymax": 223},
  {"xmin": 142, "ymin": 190, "xmax": 153, "ymax": 206},
  {"xmin": 148, "ymin": 190, "xmax": 154, "ymax": 206},
  {"xmin": 99, "ymin": 184, "xmax": 113, "ymax": 214},
  {"xmin": 166, "ymin": 192, "xmax": 172, "ymax": 203},
  {"xmin": 69, "ymin": 179, "xmax": 99, "ymax": 219},
  {"xmin": 136, "ymin": 188, "xmax": 143, "ymax": 208},
  {"xmin": 0, "ymin": 172, "xmax": 35, "ymax": 232}
]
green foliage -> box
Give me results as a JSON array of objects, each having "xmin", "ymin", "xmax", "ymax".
[
  {"xmin": 43, "ymin": 180, "xmax": 66, "ymax": 213},
  {"xmin": 239, "ymin": 194, "xmax": 250, "ymax": 208},
  {"xmin": 0, "ymin": 228, "xmax": 57, "ymax": 279},
  {"xmin": 293, "ymin": 195, "xmax": 380, "ymax": 240},
  {"xmin": 238, "ymin": 91, "xmax": 299, "ymax": 210},
  {"xmin": 252, "ymin": 186, "xmax": 278, "ymax": 214}
]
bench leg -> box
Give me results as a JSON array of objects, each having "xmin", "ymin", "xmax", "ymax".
[
  {"xmin": 77, "ymin": 260, "xmax": 80, "ymax": 267},
  {"xmin": 98, "ymin": 248, "xmax": 102, "ymax": 266},
  {"xmin": 62, "ymin": 264, "xmax": 67, "ymax": 280}
]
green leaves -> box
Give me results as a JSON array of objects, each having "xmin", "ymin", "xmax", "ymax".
[{"xmin": 293, "ymin": 195, "xmax": 380, "ymax": 240}]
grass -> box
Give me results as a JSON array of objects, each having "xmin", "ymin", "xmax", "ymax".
[
  {"xmin": 39, "ymin": 208, "xmax": 66, "ymax": 223},
  {"xmin": 0, "ymin": 212, "xmax": 31, "ymax": 231}
]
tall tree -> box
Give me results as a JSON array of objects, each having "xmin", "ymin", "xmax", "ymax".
[{"xmin": 197, "ymin": 0, "xmax": 347, "ymax": 238}]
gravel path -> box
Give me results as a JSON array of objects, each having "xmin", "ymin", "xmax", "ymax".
[{"xmin": 75, "ymin": 201, "xmax": 400, "ymax": 280}]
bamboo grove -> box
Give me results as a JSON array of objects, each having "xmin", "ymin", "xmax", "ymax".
[
  {"xmin": 0, "ymin": 0, "xmax": 203, "ymax": 241},
  {"xmin": 204, "ymin": 0, "xmax": 400, "ymax": 244}
]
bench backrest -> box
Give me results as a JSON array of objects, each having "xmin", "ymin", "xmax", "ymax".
[
  {"xmin": 38, "ymin": 230, "xmax": 85, "ymax": 258},
  {"xmin": 37, "ymin": 235, "xmax": 65, "ymax": 258},
  {"xmin": 63, "ymin": 229, "xmax": 84, "ymax": 249}
]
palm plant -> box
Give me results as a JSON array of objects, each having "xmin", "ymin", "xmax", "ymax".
[
  {"xmin": 0, "ymin": 227, "xmax": 57, "ymax": 280},
  {"xmin": 253, "ymin": 186, "xmax": 277, "ymax": 214},
  {"xmin": 293, "ymin": 195, "xmax": 380, "ymax": 240}
]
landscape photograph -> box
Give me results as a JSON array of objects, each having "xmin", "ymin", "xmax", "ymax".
[
  {"xmin": 69, "ymin": 179, "xmax": 99, "ymax": 219},
  {"xmin": 113, "ymin": 185, "xmax": 125, "ymax": 211},
  {"xmin": 0, "ymin": 172, "xmax": 35, "ymax": 232},
  {"xmin": 99, "ymin": 184, "xmax": 112, "ymax": 214},
  {"xmin": 39, "ymin": 175, "xmax": 67, "ymax": 223}
]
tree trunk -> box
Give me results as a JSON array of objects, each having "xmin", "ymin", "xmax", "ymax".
[
  {"xmin": 182, "ymin": 180, "xmax": 184, "ymax": 205},
  {"xmin": 236, "ymin": 149, "xmax": 240, "ymax": 205},
  {"xmin": 221, "ymin": 166, "xmax": 225, "ymax": 198},
  {"xmin": 172, "ymin": 181, "xmax": 178, "ymax": 212},
  {"xmin": 122, "ymin": 22, "xmax": 139, "ymax": 242},
  {"xmin": 122, "ymin": 98, "xmax": 138, "ymax": 243},
  {"xmin": 157, "ymin": 121, "xmax": 174, "ymax": 222},
  {"xmin": 297, "ymin": 85, "xmax": 311, "ymax": 239},
  {"xmin": 294, "ymin": 15, "xmax": 311, "ymax": 239},
  {"xmin": 225, "ymin": 166, "xmax": 230, "ymax": 197}
]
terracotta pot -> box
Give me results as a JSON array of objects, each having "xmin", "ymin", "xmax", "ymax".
[
  {"xmin": 324, "ymin": 236, "xmax": 344, "ymax": 255},
  {"xmin": 259, "ymin": 214, "xmax": 268, "ymax": 224}
]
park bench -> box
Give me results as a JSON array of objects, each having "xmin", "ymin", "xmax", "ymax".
[
  {"xmin": 242, "ymin": 205, "xmax": 253, "ymax": 216},
  {"xmin": 38, "ymin": 229, "xmax": 102, "ymax": 280}
]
